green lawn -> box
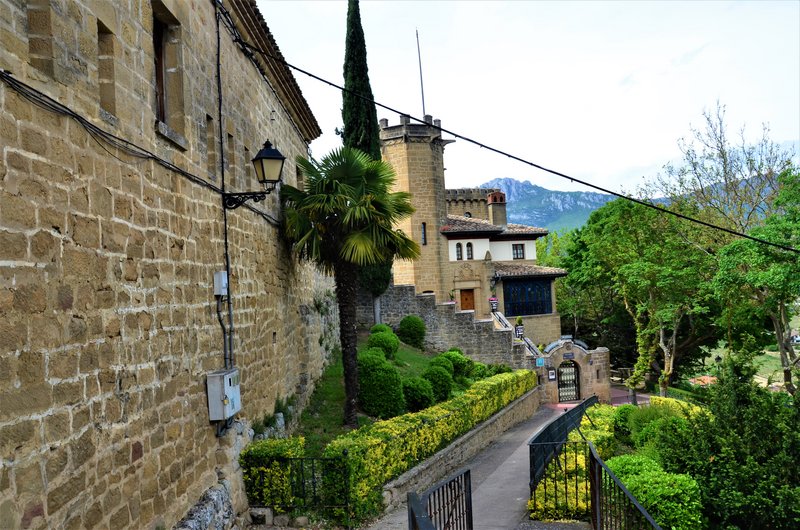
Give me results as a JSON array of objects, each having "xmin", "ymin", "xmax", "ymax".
[{"xmin": 296, "ymin": 338, "xmax": 435, "ymax": 456}]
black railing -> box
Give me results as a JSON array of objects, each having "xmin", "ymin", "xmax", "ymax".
[
  {"xmin": 588, "ymin": 444, "xmax": 662, "ymax": 530},
  {"xmin": 526, "ymin": 397, "xmax": 660, "ymax": 529},
  {"xmin": 408, "ymin": 469, "xmax": 473, "ymax": 530},
  {"xmin": 248, "ymin": 455, "xmax": 349, "ymax": 516},
  {"xmin": 528, "ymin": 395, "xmax": 598, "ymax": 491}
]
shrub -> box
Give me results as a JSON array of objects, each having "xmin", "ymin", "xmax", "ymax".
[
  {"xmin": 487, "ymin": 363, "xmax": 512, "ymax": 376},
  {"xmin": 369, "ymin": 323, "xmax": 393, "ymax": 335},
  {"xmin": 323, "ymin": 370, "xmax": 537, "ymax": 522},
  {"xmin": 613, "ymin": 403, "xmax": 637, "ymax": 444},
  {"xmin": 402, "ymin": 377, "xmax": 435, "ymax": 412},
  {"xmin": 239, "ymin": 437, "xmax": 305, "ymax": 512},
  {"xmin": 606, "ymin": 454, "xmax": 663, "ymax": 479},
  {"xmin": 627, "ymin": 403, "xmax": 679, "ymax": 445},
  {"xmin": 529, "ymin": 446, "xmax": 590, "ymax": 521},
  {"xmin": 441, "ymin": 350, "xmax": 474, "ymax": 377},
  {"xmin": 429, "ymin": 355, "xmax": 454, "ymax": 376},
  {"xmin": 470, "ymin": 362, "xmax": 489, "ymax": 379},
  {"xmin": 423, "ymin": 365, "xmax": 453, "ymax": 402},
  {"xmin": 396, "ymin": 315, "xmax": 426, "ymax": 349},
  {"xmin": 357, "ymin": 352, "xmax": 405, "ymax": 419},
  {"xmin": 570, "ymin": 404, "xmax": 618, "ymax": 458},
  {"xmin": 366, "ymin": 331, "xmax": 400, "ymax": 360},
  {"xmin": 623, "ymin": 471, "xmax": 703, "ymax": 530}
]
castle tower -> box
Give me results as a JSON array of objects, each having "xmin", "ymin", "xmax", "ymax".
[{"xmin": 380, "ymin": 114, "xmax": 453, "ymax": 299}]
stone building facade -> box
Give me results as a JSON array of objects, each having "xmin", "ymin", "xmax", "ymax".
[
  {"xmin": 0, "ymin": 1, "xmax": 335, "ymax": 529},
  {"xmin": 376, "ymin": 115, "xmax": 565, "ymax": 347}
]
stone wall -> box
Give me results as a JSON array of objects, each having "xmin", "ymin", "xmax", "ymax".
[
  {"xmin": 537, "ymin": 340, "xmax": 611, "ymax": 404},
  {"xmin": 0, "ymin": 2, "xmax": 334, "ymax": 529},
  {"xmin": 376, "ymin": 284, "xmax": 530, "ymax": 368}
]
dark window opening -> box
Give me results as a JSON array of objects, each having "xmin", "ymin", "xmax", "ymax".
[
  {"xmin": 464, "ymin": 212, "xmax": 472, "ymax": 218},
  {"xmin": 153, "ymin": 17, "xmax": 167, "ymax": 123},
  {"xmin": 512, "ymin": 243, "xmax": 525, "ymax": 260},
  {"xmin": 503, "ymin": 279, "xmax": 552, "ymax": 316},
  {"xmin": 466, "ymin": 242, "xmax": 473, "ymax": 260},
  {"xmin": 455, "ymin": 243, "xmax": 463, "ymax": 261},
  {"xmin": 421, "ymin": 222, "xmax": 427, "ymax": 245}
]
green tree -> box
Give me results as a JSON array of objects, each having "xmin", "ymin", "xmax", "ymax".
[
  {"xmin": 569, "ymin": 199, "xmax": 719, "ymax": 394},
  {"xmin": 341, "ymin": 0, "xmax": 381, "ymax": 160},
  {"xmin": 281, "ymin": 148, "xmax": 419, "ymax": 427},
  {"xmin": 651, "ymin": 347, "xmax": 800, "ymax": 528},
  {"xmin": 342, "ymin": 0, "xmax": 393, "ymax": 322},
  {"xmin": 714, "ymin": 170, "xmax": 800, "ymax": 394}
]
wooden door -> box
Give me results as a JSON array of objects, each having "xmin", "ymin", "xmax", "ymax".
[{"xmin": 460, "ymin": 289, "xmax": 475, "ymax": 310}]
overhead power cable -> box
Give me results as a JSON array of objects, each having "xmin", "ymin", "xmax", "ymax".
[{"xmin": 220, "ymin": 15, "xmax": 799, "ymax": 255}]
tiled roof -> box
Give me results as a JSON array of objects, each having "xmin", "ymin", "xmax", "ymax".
[
  {"xmin": 441, "ymin": 215, "xmax": 548, "ymax": 236},
  {"xmin": 441, "ymin": 215, "xmax": 502, "ymax": 233},
  {"xmin": 494, "ymin": 263, "xmax": 567, "ymax": 278}
]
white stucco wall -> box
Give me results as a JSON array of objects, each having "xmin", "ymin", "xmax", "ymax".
[
  {"xmin": 448, "ymin": 239, "xmax": 492, "ymax": 261},
  {"xmin": 490, "ymin": 240, "xmax": 537, "ymax": 261}
]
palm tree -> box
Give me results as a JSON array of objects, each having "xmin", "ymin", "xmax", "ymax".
[{"xmin": 281, "ymin": 147, "xmax": 419, "ymax": 427}]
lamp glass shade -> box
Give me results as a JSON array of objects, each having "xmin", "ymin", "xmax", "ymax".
[{"xmin": 252, "ymin": 141, "xmax": 286, "ymax": 185}]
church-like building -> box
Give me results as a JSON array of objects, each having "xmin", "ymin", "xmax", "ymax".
[{"xmin": 380, "ymin": 115, "xmax": 566, "ymax": 346}]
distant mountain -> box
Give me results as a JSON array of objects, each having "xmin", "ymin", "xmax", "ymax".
[{"xmin": 480, "ymin": 178, "xmax": 616, "ymax": 233}]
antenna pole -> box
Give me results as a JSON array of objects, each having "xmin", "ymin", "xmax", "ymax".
[{"xmin": 416, "ymin": 29, "xmax": 426, "ymax": 116}]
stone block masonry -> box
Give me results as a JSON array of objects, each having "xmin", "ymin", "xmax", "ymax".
[
  {"xmin": 377, "ymin": 284, "xmax": 530, "ymax": 368},
  {"xmin": 0, "ymin": 1, "xmax": 334, "ymax": 529}
]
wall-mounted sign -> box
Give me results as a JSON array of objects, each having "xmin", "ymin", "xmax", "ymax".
[
  {"xmin": 536, "ymin": 358, "xmax": 545, "ymax": 367},
  {"xmin": 548, "ymin": 369, "xmax": 556, "ymax": 381},
  {"xmin": 563, "ymin": 352, "xmax": 575, "ymax": 360}
]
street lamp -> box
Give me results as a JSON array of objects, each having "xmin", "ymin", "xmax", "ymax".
[{"xmin": 223, "ymin": 140, "xmax": 286, "ymax": 209}]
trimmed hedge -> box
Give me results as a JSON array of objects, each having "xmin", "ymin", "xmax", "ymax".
[
  {"xmin": 429, "ymin": 355, "xmax": 455, "ymax": 376},
  {"xmin": 323, "ymin": 370, "xmax": 537, "ymax": 521},
  {"xmin": 366, "ymin": 331, "xmax": 400, "ymax": 360},
  {"xmin": 357, "ymin": 351, "xmax": 405, "ymax": 419},
  {"xmin": 239, "ymin": 437, "xmax": 305, "ymax": 512},
  {"xmin": 441, "ymin": 350, "xmax": 474, "ymax": 377},
  {"xmin": 606, "ymin": 454, "xmax": 663, "ymax": 479},
  {"xmin": 422, "ymin": 365, "xmax": 453, "ymax": 402},
  {"xmin": 369, "ymin": 323, "xmax": 393, "ymax": 335},
  {"xmin": 396, "ymin": 315, "xmax": 426, "ymax": 349},
  {"xmin": 623, "ymin": 471, "xmax": 703, "ymax": 529},
  {"xmin": 402, "ymin": 376, "xmax": 435, "ymax": 412}
]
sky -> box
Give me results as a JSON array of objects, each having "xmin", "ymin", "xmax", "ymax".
[{"xmin": 258, "ymin": 0, "xmax": 800, "ymax": 193}]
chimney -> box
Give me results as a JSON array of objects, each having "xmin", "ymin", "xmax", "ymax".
[{"xmin": 487, "ymin": 191, "xmax": 507, "ymax": 227}]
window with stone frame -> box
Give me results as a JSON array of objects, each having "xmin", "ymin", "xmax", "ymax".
[
  {"xmin": 97, "ymin": 20, "xmax": 116, "ymax": 116},
  {"xmin": 27, "ymin": 0, "xmax": 54, "ymax": 75},
  {"xmin": 421, "ymin": 222, "xmax": 427, "ymax": 245},
  {"xmin": 152, "ymin": 1, "xmax": 186, "ymax": 147},
  {"xmin": 512, "ymin": 243, "xmax": 525, "ymax": 260},
  {"xmin": 466, "ymin": 242, "xmax": 473, "ymax": 260},
  {"xmin": 455, "ymin": 242, "xmax": 463, "ymax": 260}
]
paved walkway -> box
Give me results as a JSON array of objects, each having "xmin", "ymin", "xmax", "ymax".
[{"xmin": 365, "ymin": 389, "xmax": 651, "ymax": 529}]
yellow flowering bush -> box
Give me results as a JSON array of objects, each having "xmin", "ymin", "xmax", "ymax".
[
  {"xmin": 239, "ymin": 436, "xmax": 305, "ymax": 512},
  {"xmin": 649, "ymin": 396, "xmax": 703, "ymax": 418},
  {"xmin": 324, "ymin": 370, "xmax": 537, "ymax": 521}
]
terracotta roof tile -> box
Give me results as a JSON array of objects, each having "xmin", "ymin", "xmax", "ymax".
[
  {"xmin": 441, "ymin": 215, "xmax": 548, "ymax": 236},
  {"xmin": 494, "ymin": 263, "xmax": 567, "ymax": 278}
]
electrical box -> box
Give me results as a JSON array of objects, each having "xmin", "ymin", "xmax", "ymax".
[
  {"xmin": 206, "ymin": 368, "xmax": 241, "ymax": 421},
  {"xmin": 213, "ymin": 271, "xmax": 228, "ymax": 297}
]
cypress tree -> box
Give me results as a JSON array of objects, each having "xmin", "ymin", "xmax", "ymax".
[{"xmin": 342, "ymin": 0, "xmax": 381, "ymax": 160}]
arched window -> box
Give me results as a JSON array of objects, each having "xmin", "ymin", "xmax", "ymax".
[
  {"xmin": 464, "ymin": 212, "xmax": 472, "ymax": 218},
  {"xmin": 456, "ymin": 243, "xmax": 463, "ymax": 260},
  {"xmin": 466, "ymin": 242, "xmax": 473, "ymax": 260}
]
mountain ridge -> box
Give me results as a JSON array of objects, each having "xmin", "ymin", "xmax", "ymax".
[{"xmin": 479, "ymin": 177, "xmax": 616, "ymax": 232}]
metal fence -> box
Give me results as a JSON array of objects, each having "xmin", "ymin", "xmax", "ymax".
[
  {"xmin": 408, "ymin": 469, "xmax": 473, "ymax": 530},
  {"xmin": 248, "ymin": 455, "xmax": 349, "ymax": 515},
  {"xmin": 528, "ymin": 395, "xmax": 598, "ymax": 491},
  {"xmin": 527, "ymin": 396, "xmax": 660, "ymax": 529}
]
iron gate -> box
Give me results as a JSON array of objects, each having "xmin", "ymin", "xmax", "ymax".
[{"xmin": 558, "ymin": 361, "xmax": 580, "ymax": 402}]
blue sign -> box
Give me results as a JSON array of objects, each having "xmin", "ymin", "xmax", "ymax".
[
  {"xmin": 563, "ymin": 353, "xmax": 575, "ymax": 360},
  {"xmin": 536, "ymin": 357, "xmax": 545, "ymax": 367}
]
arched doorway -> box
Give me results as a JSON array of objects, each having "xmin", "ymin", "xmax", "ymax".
[{"xmin": 557, "ymin": 360, "xmax": 580, "ymax": 402}]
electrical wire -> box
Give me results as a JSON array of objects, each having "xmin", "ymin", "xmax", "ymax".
[
  {"xmin": 0, "ymin": 69, "xmax": 280, "ymax": 227},
  {"xmin": 212, "ymin": 3, "xmax": 800, "ymax": 256}
]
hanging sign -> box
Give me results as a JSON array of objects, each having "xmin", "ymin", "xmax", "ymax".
[{"xmin": 536, "ymin": 357, "xmax": 545, "ymax": 367}]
